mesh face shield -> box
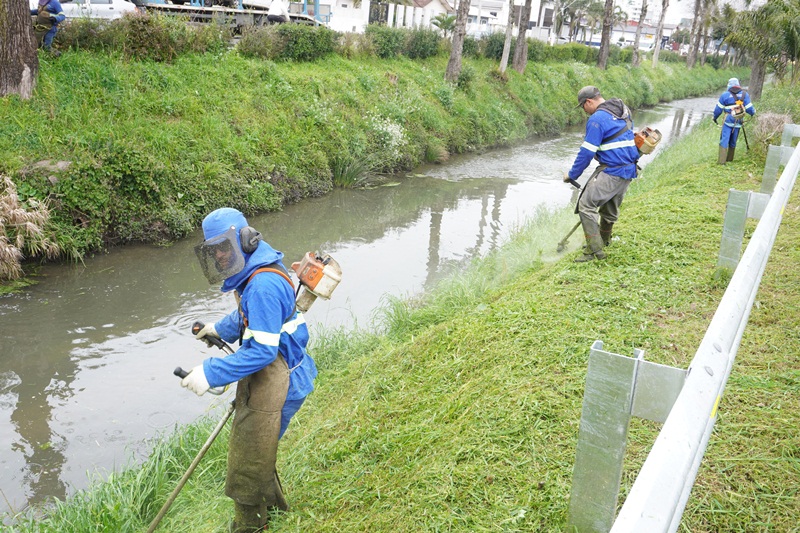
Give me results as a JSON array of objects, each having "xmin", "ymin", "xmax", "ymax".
[{"xmin": 194, "ymin": 227, "xmax": 246, "ymax": 284}]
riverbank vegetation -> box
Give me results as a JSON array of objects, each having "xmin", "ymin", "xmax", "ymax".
[
  {"xmin": 8, "ymin": 80, "xmax": 800, "ymax": 532},
  {"xmin": 0, "ymin": 18, "xmax": 745, "ymax": 282}
]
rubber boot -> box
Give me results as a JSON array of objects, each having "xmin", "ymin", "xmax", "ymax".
[
  {"xmin": 726, "ymin": 146, "xmax": 735, "ymax": 162},
  {"xmin": 574, "ymin": 233, "xmax": 607, "ymax": 262},
  {"xmin": 599, "ymin": 220, "xmax": 614, "ymax": 247},
  {"xmin": 230, "ymin": 503, "xmax": 269, "ymax": 533},
  {"xmin": 718, "ymin": 146, "xmax": 728, "ymax": 165}
]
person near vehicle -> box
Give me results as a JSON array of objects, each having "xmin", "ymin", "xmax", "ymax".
[
  {"xmin": 30, "ymin": 0, "xmax": 66, "ymax": 55},
  {"xmin": 564, "ymin": 86, "xmax": 640, "ymax": 262},
  {"xmin": 713, "ymin": 77, "xmax": 755, "ymax": 164},
  {"xmin": 267, "ymin": 0, "xmax": 290, "ymax": 23},
  {"xmin": 185, "ymin": 207, "xmax": 317, "ymax": 532}
]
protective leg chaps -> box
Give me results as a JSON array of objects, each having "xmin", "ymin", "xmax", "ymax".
[
  {"xmin": 226, "ymin": 355, "xmax": 290, "ymax": 531},
  {"xmin": 718, "ymin": 146, "xmax": 728, "ymax": 165},
  {"xmin": 575, "ymin": 214, "xmax": 607, "ymax": 262},
  {"xmin": 599, "ymin": 219, "xmax": 614, "ymax": 247}
]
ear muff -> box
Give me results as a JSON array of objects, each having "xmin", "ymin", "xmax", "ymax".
[{"xmin": 240, "ymin": 226, "xmax": 262, "ymax": 254}]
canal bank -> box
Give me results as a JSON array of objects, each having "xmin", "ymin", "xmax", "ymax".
[{"xmin": 9, "ymin": 83, "xmax": 800, "ymax": 532}]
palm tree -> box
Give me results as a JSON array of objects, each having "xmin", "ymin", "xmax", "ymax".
[
  {"xmin": 585, "ymin": 1, "xmax": 605, "ymax": 45},
  {"xmin": 432, "ymin": 13, "xmax": 456, "ymax": 38}
]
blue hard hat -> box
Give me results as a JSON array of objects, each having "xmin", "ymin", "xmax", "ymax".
[
  {"xmin": 727, "ymin": 78, "xmax": 740, "ymax": 89},
  {"xmin": 202, "ymin": 208, "xmax": 248, "ymax": 241}
]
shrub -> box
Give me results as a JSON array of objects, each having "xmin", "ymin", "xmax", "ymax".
[
  {"xmin": 237, "ymin": 25, "xmax": 280, "ymax": 59},
  {"xmin": 462, "ymin": 35, "xmax": 480, "ymax": 58},
  {"xmin": 57, "ymin": 11, "xmax": 230, "ymax": 61},
  {"xmin": 275, "ymin": 24, "xmax": 337, "ymax": 61},
  {"xmin": 404, "ymin": 27, "xmax": 441, "ymax": 59},
  {"xmin": 365, "ymin": 24, "xmax": 405, "ymax": 59},
  {"xmin": 482, "ymin": 32, "xmax": 507, "ymax": 60}
]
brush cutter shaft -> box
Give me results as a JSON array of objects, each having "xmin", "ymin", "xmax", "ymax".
[
  {"xmin": 146, "ymin": 400, "xmax": 236, "ymax": 533},
  {"xmin": 557, "ymin": 221, "xmax": 582, "ymax": 251}
]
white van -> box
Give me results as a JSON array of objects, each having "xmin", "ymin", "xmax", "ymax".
[{"xmin": 31, "ymin": 0, "xmax": 139, "ymax": 21}]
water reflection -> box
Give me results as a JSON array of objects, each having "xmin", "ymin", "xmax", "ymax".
[{"xmin": 0, "ymin": 96, "xmax": 716, "ymax": 522}]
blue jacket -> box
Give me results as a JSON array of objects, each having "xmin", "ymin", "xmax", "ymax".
[
  {"xmin": 713, "ymin": 89, "xmax": 755, "ymax": 127},
  {"xmin": 568, "ymin": 98, "xmax": 639, "ymax": 180},
  {"xmin": 203, "ymin": 241, "xmax": 317, "ymax": 402},
  {"xmin": 31, "ymin": 0, "xmax": 66, "ymax": 23}
]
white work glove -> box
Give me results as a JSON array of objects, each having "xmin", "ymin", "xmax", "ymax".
[
  {"xmin": 181, "ymin": 365, "xmax": 210, "ymax": 396},
  {"xmin": 194, "ymin": 322, "xmax": 220, "ymax": 347}
]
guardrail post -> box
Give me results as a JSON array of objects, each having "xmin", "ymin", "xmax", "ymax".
[
  {"xmin": 780, "ymin": 123, "xmax": 800, "ymax": 147},
  {"xmin": 717, "ymin": 189, "xmax": 771, "ymax": 270},
  {"xmin": 567, "ymin": 341, "xmax": 686, "ymax": 532},
  {"xmin": 761, "ymin": 145, "xmax": 794, "ymax": 194}
]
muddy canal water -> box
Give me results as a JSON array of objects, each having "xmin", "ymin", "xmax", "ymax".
[{"xmin": 0, "ymin": 96, "xmax": 716, "ymax": 521}]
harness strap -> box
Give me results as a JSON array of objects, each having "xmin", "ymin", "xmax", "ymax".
[{"xmin": 238, "ymin": 263, "xmax": 296, "ymax": 332}]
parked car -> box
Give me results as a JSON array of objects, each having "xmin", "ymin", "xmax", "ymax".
[{"xmin": 30, "ymin": 0, "xmax": 139, "ymax": 20}]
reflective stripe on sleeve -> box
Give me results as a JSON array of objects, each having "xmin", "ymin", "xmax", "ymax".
[
  {"xmin": 242, "ymin": 329, "xmax": 280, "ymax": 346},
  {"xmin": 581, "ymin": 141, "xmax": 598, "ymax": 152},
  {"xmin": 281, "ymin": 313, "xmax": 306, "ymax": 334}
]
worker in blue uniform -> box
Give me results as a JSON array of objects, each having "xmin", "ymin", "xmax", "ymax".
[
  {"xmin": 713, "ymin": 77, "xmax": 756, "ymax": 164},
  {"xmin": 186, "ymin": 207, "xmax": 317, "ymax": 532},
  {"xmin": 565, "ymin": 86, "xmax": 640, "ymax": 262},
  {"xmin": 30, "ymin": 0, "xmax": 66, "ymax": 55}
]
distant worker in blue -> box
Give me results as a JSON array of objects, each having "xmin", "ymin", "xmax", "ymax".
[
  {"xmin": 713, "ymin": 77, "xmax": 755, "ymax": 164},
  {"xmin": 30, "ymin": 0, "xmax": 66, "ymax": 56},
  {"xmin": 185, "ymin": 207, "xmax": 317, "ymax": 532},
  {"xmin": 564, "ymin": 86, "xmax": 640, "ymax": 262}
]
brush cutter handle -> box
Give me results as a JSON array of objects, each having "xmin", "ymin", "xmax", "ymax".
[
  {"xmin": 192, "ymin": 321, "xmax": 226, "ymax": 350},
  {"xmin": 174, "ymin": 366, "xmax": 227, "ymax": 396},
  {"xmin": 568, "ymin": 179, "xmax": 581, "ymax": 189}
]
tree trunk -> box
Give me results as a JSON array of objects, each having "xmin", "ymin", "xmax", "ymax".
[
  {"xmin": 512, "ymin": 0, "xmax": 532, "ymax": 73},
  {"xmin": 499, "ymin": 0, "xmax": 515, "ymax": 73},
  {"xmin": 686, "ymin": 0, "xmax": 702, "ymax": 68},
  {"xmin": 632, "ymin": 0, "xmax": 648, "ymax": 67},
  {"xmin": 700, "ymin": 30, "xmax": 708, "ymax": 65},
  {"xmin": 597, "ymin": 0, "xmax": 614, "ymax": 69},
  {"xmin": 749, "ymin": 57, "xmax": 766, "ymax": 100},
  {"xmin": 651, "ymin": 0, "xmax": 669, "ymax": 68},
  {"xmin": 0, "ymin": 0, "xmax": 40, "ymax": 99},
  {"xmin": 445, "ymin": 0, "xmax": 472, "ymax": 83}
]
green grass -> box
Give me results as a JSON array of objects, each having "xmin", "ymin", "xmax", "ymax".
[{"xmin": 8, "ymin": 81, "xmax": 800, "ymax": 532}]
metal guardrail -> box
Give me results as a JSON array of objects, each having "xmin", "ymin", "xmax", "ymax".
[{"xmin": 567, "ymin": 124, "xmax": 800, "ymax": 533}]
